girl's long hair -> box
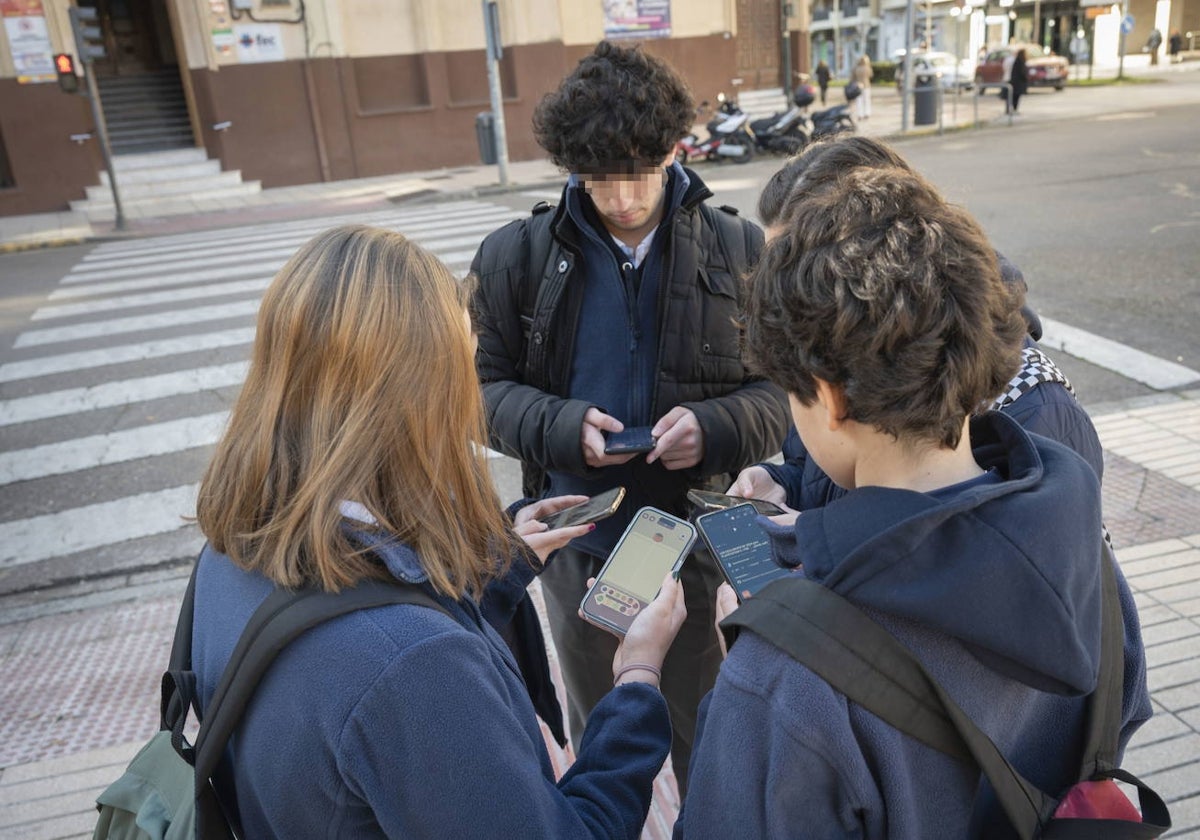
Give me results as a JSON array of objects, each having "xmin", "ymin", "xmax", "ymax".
[{"xmin": 196, "ymin": 225, "xmax": 514, "ymax": 598}]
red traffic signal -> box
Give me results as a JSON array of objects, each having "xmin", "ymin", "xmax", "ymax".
[{"xmin": 55, "ymin": 53, "xmax": 80, "ymax": 94}]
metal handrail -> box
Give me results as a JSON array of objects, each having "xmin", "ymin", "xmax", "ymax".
[{"xmin": 974, "ymin": 82, "xmax": 1013, "ymax": 127}]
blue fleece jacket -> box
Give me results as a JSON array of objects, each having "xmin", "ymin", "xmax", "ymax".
[
  {"xmin": 676, "ymin": 412, "xmax": 1151, "ymax": 839},
  {"xmin": 191, "ymin": 528, "xmax": 671, "ymax": 839}
]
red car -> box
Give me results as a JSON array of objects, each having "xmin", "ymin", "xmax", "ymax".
[{"xmin": 975, "ymin": 44, "xmax": 1068, "ymax": 91}]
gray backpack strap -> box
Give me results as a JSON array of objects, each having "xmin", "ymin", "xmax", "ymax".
[{"xmin": 989, "ymin": 345, "xmax": 1076, "ymax": 411}]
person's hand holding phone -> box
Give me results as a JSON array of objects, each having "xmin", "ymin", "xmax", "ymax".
[
  {"xmin": 648, "ymin": 406, "xmax": 704, "ymax": 470},
  {"xmin": 581, "ymin": 408, "xmax": 638, "ymax": 468},
  {"xmin": 727, "ymin": 465, "xmax": 788, "ymax": 507},
  {"xmin": 610, "ymin": 573, "xmax": 688, "ymax": 687},
  {"xmin": 714, "ymin": 582, "xmax": 739, "ymax": 658},
  {"xmin": 513, "ymin": 495, "xmax": 592, "ymax": 564}
]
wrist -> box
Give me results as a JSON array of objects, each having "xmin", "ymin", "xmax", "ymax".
[{"xmin": 613, "ymin": 663, "xmax": 662, "ymax": 688}]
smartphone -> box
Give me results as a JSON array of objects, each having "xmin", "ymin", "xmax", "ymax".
[
  {"xmin": 580, "ymin": 507, "xmax": 697, "ymax": 636},
  {"xmin": 687, "ymin": 488, "xmax": 787, "ymax": 517},
  {"xmin": 604, "ymin": 427, "xmax": 657, "ymax": 455},
  {"xmin": 539, "ymin": 486, "xmax": 627, "ymax": 530},
  {"xmin": 696, "ymin": 503, "xmax": 792, "ymax": 601}
]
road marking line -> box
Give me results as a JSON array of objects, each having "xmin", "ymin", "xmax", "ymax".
[
  {"xmin": 0, "ymin": 328, "xmax": 255, "ymax": 383},
  {"xmin": 83, "ymin": 200, "xmax": 494, "ymax": 257},
  {"xmin": 13, "ymin": 300, "xmax": 260, "ymax": 348},
  {"xmin": 1040, "ymin": 317, "xmax": 1200, "ymax": 390},
  {"xmin": 35, "ymin": 277, "xmax": 270, "ymax": 321},
  {"xmin": 66, "ymin": 212, "xmax": 519, "ymax": 283},
  {"xmin": 0, "ymin": 362, "xmax": 248, "ymax": 426},
  {"xmin": 0, "ymin": 412, "xmax": 229, "ymax": 485},
  {"xmin": 0, "ymin": 483, "xmax": 198, "ymax": 569}
]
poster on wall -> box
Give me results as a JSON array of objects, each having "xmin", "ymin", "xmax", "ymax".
[
  {"xmin": 233, "ymin": 22, "xmax": 285, "ymax": 63},
  {"xmin": 603, "ymin": 0, "xmax": 671, "ymax": 41},
  {"xmin": 1, "ymin": 0, "xmax": 55, "ymax": 83}
]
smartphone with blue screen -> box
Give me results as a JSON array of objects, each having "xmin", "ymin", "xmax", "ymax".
[{"xmin": 695, "ymin": 503, "xmax": 792, "ymax": 601}]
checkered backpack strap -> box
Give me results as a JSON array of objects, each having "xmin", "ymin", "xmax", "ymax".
[{"xmin": 988, "ymin": 345, "xmax": 1076, "ymax": 411}]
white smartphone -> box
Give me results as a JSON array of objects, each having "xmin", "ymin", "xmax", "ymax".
[{"xmin": 579, "ymin": 507, "xmax": 697, "ymax": 636}]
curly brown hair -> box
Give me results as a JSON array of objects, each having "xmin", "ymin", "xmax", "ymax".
[
  {"xmin": 745, "ymin": 166, "xmax": 1027, "ymax": 449},
  {"xmin": 533, "ymin": 41, "xmax": 694, "ymax": 172}
]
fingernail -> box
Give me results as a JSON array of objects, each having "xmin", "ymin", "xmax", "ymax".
[{"xmin": 588, "ymin": 523, "xmax": 597, "ymax": 532}]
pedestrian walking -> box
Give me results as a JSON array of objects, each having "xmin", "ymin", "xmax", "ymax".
[
  {"xmin": 189, "ymin": 224, "xmax": 689, "ymax": 838},
  {"xmin": 470, "ymin": 41, "xmax": 789, "ymax": 796},
  {"xmin": 1169, "ymin": 29, "xmax": 1183, "ymax": 62},
  {"xmin": 1146, "ymin": 28, "xmax": 1163, "ymax": 65},
  {"xmin": 1009, "ymin": 47, "xmax": 1029, "ymax": 114},
  {"xmin": 815, "ymin": 60, "xmax": 831, "ymax": 105},
  {"xmin": 853, "ymin": 55, "xmax": 873, "ymax": 120},
  {"xmin": 676, "ymin": 157, "xmax": 1152, "ymax": 840}
]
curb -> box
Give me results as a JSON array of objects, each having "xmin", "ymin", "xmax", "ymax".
[{"xmin": 0, "ymin": 236, "xmax": 89, "ymax": 255}]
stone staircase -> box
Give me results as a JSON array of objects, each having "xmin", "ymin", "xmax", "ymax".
[
  {"xmin": 71, "ymin": 147, "xmax": 262, "ymax": 222},
  {"xmin": 96, "ymin": 70, "xmax": 194, "ymax": 154},
  {"xmin": 730, "ymin": 87, "xmax": 789, "ymax": 118}
]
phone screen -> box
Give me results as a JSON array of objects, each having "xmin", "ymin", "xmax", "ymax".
[
  {"xmin": 581, "ymin": 507, "xmax": 697, "ymax": 635},
  {"xmin": 697, "ymin": 503, "xmax": 792, "ymax": 600},
  {"xmin": 540, "ymin": 486, "xmax": 626, "ymax": 530},
  {"xmin": 688, "ymin": 489, "xmax": 786, "ymax": 517}
]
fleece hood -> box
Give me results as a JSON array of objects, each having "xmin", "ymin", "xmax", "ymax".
[{"xmin": 773, "ymin": 411, "xmax": 1105, "ymax": 697}]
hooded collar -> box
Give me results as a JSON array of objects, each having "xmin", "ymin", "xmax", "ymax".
[{"xmin": 771, "ymin": 412, "xmax": 1105, "ymax": 696}]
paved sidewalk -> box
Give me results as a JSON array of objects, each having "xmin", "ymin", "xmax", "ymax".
[
  {"xmin": 1, "ymin": 56, "xmax": 1197, "ymax": 252},
  {"xmin": 2, "ymin": 389, "xmax": 1199, "ymax": 838}
]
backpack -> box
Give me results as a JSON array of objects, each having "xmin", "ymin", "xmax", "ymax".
[
  {"xmin": 93, "ymin": 560, "xmax": 447, "ymax": 840},
  {"xmin": 721, "ymin": 547, "xmax": 1171, "ymax": 838}
]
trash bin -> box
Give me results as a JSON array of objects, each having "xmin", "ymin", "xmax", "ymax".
[
  {"xmin": 475, "ymin": 112, "xmax": 497, "ymax": 165},
  {"xmin": 913, "ymin": 85, "xmax": 938, "ymax": 126}
]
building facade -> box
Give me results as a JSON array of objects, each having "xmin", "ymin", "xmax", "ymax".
[{"xmin": 0, "ymin": 0, "xmax": 811, "ymax": 216}]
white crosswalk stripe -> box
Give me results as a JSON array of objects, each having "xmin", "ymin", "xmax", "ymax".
[{"xmin": 0, "ymin": 199, "xmax": 525, "ymax": 584}]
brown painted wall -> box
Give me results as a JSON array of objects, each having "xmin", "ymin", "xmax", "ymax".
[
  {"xmin": 0, "ymin": 81, "xmax": 104, "ymax": 216},
  {"xmin": 184, "ymin": 34, "xmax": 740, "ymax": 189}
]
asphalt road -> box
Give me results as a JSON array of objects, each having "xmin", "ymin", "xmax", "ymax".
[{"xmin": 1, "ymin": 99, "xmax": 1196, "ymax": 610}]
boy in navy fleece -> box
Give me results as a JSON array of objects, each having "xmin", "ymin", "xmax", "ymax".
[{"xmin": 675, "ymin": 166, "xmax": 1151, "ymax": 838}]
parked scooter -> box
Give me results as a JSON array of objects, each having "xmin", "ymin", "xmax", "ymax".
[
  {"xmin": 747, "ymin": 83, "xmax": 814, "ymax": 155},
  {"xmin": 806, "ymin": 82, "xmax": 858, "ymax": 138},
  {"xmin": 675, "ymin": 93, "xmax": 756, "ymax": 165}
]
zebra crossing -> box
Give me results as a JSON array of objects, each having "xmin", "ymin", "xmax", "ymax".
[{"xmin": 0, "ymin": 199, "xmax": 525, "ymax": 600}]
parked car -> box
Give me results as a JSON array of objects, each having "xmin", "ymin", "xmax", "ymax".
[
  {"xmin": 974, "ymin": 44, "xmax": 1068, "ymax": 91},
  {"xmin": 894, "ymin": 50, "xmax": 975, "ymax": 91}
]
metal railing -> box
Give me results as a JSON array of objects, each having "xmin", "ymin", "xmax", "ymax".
[{"xmin": 974, "ymin": 82, "xmax": 1014, "ymax": 127}]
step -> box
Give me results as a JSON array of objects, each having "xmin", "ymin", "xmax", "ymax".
[
  {"xmin": 111, "ymin": 147, "xmax": 209, "ymax": 172},
  {"xmin": 107, "ymin": 116, "xmax": 191, "ymax": 135},
  {"xmin": 100, "ymin": 158, "xmax": 221, "ymax": 185},
  {"xmin": 96, "ymin": 84, "xmax": 185, "ymax": 104},
  {"xmin": 75, "ymin": 182, "xmax": 264, "ymax": 218},
  {"xmin": 110, "ymin": 138, "xmax": 196, "ymax": 155},
  {"xmin": 84, "ymin": 169, "xmax": 247, "ymax": 201},
  {"xmin": 108, "ymin": 122, "xmax": 193, "ymax": 142},
  {"xmin": 736, "ymin": 87, "xmax": 789, "ymax": 117},
  {"xmin": 102, "ymin": 100, "xmax": 189, "ymax": 117},
  {"xmin": 96, "ymin": 74, "xmax": 184, "ymax": 91}
]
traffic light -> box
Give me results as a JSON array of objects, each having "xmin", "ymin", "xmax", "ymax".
[
  {"xmin": 68, "ymin": 6, "xmax": 107, "ymax": 63},
  {"xmin": 55, "ymin": 53, "xmax": 80, "ymax": 93}
]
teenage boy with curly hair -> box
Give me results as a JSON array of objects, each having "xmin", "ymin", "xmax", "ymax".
[
  {"xmin": 675, "ymin": 165, "xmax": 1150, "ymax": 837},
  {"xmin": 470, "ymin": 41, "xmax": 789, "ymax": 792}
]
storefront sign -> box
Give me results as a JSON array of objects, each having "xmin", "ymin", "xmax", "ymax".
[
  {"xmin": 2, "ymin": 0, "xmax": 55, "ymax": 84},
  {"xmin": 603, "ymin": 0, "xmax": 671, "ymax": 41},
  {"xmin": 211, "ymin": 26, "xmax": 234, "ymax": 56},
  {"xmin": 233, "ymin": 22, "xmax": 285, "ymax": 63}
]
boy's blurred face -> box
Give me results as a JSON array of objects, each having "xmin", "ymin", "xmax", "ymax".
[{"xmin": 577, "ymin": 153, "xmax": 675, "ymax": 243}]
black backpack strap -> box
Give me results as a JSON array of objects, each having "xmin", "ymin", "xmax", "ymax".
[
  {"xmin": 722, "ymin": 576, "xmax": 1054, "ymax": 838},
  {"xmin": 521, "ymin": 207, "xmax": 561, "ymax": 392}
]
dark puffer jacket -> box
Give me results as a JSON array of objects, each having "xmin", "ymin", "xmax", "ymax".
[{"xmin": 470, "ymin": 169, "xmax": 789, "ymax": 530}]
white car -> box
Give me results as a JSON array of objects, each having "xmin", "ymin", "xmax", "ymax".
[{"xmin": 895, "ymin": 51, "xmax": 975, "ymax": 91}]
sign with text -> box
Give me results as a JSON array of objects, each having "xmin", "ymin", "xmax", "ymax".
[
  {"xmin": 3, "ymin": 7, "xmax": 55, "ymax": 83},
  {"xmin": 603, "ymin": 0, "xmax": 671, "ymax": 41},
  {"xmin": 233, "ymin": 22, "xmax": 284, "ymax": 63}
]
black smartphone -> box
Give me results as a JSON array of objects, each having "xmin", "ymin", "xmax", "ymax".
[
  {"xmin": 539, "ymin": 486, "xmax": 627, "ymax": 530},
  {"xmin": 604, "ymin": 427, "xmax": 657, "ymax": 455},
  {"xmin": 687, "ymin": 488, "xmax": 786, "ymax": 517},
  {"xmin": 579, "ymin": 507, "xmax": 697, "ymax": 636},
  {"xmin": 696, "ymin": 503, "xmax": 792, "ymax": 601}
]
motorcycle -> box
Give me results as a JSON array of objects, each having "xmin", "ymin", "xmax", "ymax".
[
  {"xmin": 675, "ymin": 93, "xmax": 756, "ymax": 165},
  {"xmin": 747, "ymin": 84, "xmax": 815, "ymax": 155},
  {"xmin": 805, "ymin": 82, "xmax": 858, "ymax": 139}
]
